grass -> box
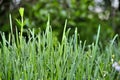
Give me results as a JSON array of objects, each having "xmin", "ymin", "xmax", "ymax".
[{"xmin": 0, "ymin": 8, "xmax": 120, "ymax": 80}]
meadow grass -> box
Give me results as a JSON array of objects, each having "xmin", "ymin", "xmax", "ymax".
[{"xmin": 0, "ymin": 9, "xmax": 120, "ymax": 80}]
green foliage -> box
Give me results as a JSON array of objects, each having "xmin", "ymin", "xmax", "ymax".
[
  {"xmin": 0, "ymin": 0, "xmax": 115, "ymax": 44},
  {"xmin": 0, "ymin": 1, "xmax": 120, "ymax": 79},
  {"xmin": 23, "ymin": 0, "xmax": 114, "ymax": 43},
  {"xmin": 0, "ymin": 19, "xmax": 119, "ymax": 79}
]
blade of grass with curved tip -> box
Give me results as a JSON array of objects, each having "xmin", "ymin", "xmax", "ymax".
[{"xmin": 87, "ymin": 25, "xmax": 100, "ymax": 79}]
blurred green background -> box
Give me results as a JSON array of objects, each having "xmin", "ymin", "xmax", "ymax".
[{"xmin": 0, "ymin": 0, "xmax": 120, "ymax": 44}]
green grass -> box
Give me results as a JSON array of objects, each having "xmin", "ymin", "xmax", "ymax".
[
  {"xmin": 0, "ymin": 20, "xmax": 119, "ymax": 80},
  {"xmin": 0, "ymin": 9, "xmax": 120, "ymax": 80}
]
